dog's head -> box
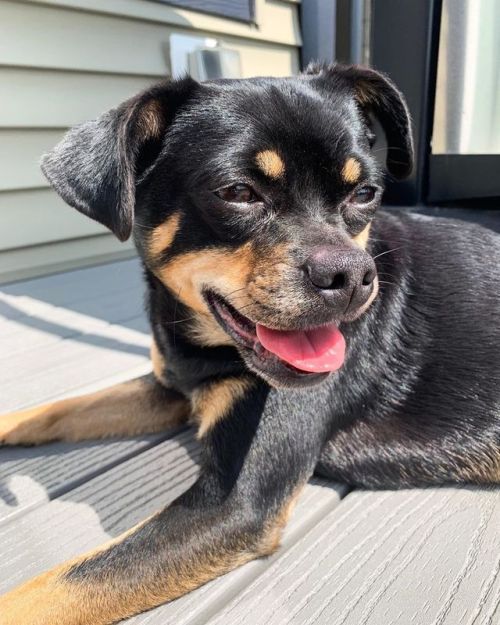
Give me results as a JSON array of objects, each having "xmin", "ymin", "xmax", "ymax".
[{"xmin": 42, "ymin": 64, "xmax": 413, "ymax": 388}]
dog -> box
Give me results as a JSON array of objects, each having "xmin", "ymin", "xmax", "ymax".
[{"xmin": 1, "ymin": 63, "xmax": 499, "ymax": 625}]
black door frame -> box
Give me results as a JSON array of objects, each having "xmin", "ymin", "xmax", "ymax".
[{"xmin": 369, "ymin": 0, "xmax": 442, "ymax": 205}]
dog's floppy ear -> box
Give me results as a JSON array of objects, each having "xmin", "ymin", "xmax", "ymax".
[
  {"xmin": 305, "ymin": 63, "xmax": 414, "ymax": 179},
  {"xmin": 41, "ymin": 77, "xmax": 198, "ymax": 241}
]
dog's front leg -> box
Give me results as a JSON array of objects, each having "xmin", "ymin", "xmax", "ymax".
[{"xmin": 0, "ymin": 379, "xmax": 331, "ymax": 625}]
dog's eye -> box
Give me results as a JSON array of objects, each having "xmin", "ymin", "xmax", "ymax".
[
  {"xmin": 351, "ymin": 186, "xmax": 377, "ymax": 205},
  {"xmin": 215, "ymin": 184, "xmax": 260, "ymax": 204}
]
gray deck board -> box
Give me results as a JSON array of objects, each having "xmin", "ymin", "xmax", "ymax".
[
  {"xmin": 0, "ymin": 333, "xmax": 150, "ymax": 410},
  {"xmin": 0, "ymin": 313, "xmax": 149, "ymax": 359},
  {"xmin": 205, "ymin": 487, "xmax": 500, "ymax": 625},
  {"xmin": 1, "ymin": 259, "xmax": 499, "ymax": 625},
  {"xmin": 0, "ymin": 431, "xmax": 174, "ymax": 523},
  {"xmin": 1, "ymin": 259, "xmax": 143, "ymax": 306},
  {"xmin": 0, "ymin": 260, "xmax": 150, "ymax": 411}
]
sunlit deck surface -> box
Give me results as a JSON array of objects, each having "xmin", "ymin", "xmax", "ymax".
[{"xmin": 1, "ymin": 258, "xmax": 499, "ymax": 624}]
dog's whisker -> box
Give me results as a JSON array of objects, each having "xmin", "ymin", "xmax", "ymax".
[
  {"xmin": 370, "ymin": 145, "xmax": 409, "ymax": 155},
  {"xmin": 163, "ymin": 316, "xmax": 197, "ymax": 325},
  {"xmin": 172, "ymin": 285, "xmax": 184, "ymax": 347},
  {"xmin": 224, "ymin": 287, "xmax": 247, "ymax": 298},
  {"xmin": 372, "ymin": 246, "xmax": 403, "ymax": 261}
]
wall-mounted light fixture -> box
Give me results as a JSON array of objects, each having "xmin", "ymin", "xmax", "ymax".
[{"xmin": 170, "ymin": 33, "xmax": 242, "ymax": 80}]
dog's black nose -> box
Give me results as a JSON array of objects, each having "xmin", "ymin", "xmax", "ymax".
[{"xmin": 304, "ymin": 246, "xmax": 376, "ymax": 310}]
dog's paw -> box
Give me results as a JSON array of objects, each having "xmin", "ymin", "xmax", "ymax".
[{"xmin": 0, "ymin": 407, "xmax": 57, "ymax": 446}]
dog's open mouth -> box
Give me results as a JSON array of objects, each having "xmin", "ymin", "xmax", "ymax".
[{"xmin": 204, "ymin": 290, "xmax": 346, "ymax": 376}]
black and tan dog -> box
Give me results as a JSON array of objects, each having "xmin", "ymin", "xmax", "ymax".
[{"xmin": 1, "ymin": 63, "xmax": 499, "ymax": 625}]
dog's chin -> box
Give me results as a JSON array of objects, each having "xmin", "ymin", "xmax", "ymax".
[
  {"xmin": 203, "ymin": 290, "xmax": 353, "ymax": 389},
  {"xmin": 243, "ymin": 348, "xmax": 330, "ymax": 389}
]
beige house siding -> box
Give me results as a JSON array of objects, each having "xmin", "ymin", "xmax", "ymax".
[{"xmin": 0, "ymin": 0, "xmax": 301, "ymax": 283}]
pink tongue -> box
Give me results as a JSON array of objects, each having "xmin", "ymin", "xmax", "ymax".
[{"xmin": 256, "ymin": 323, "xmax": 346, "ymax": 373}]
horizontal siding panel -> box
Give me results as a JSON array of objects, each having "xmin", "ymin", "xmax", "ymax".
[
  {"xmin": 0, "ymin": 130, "xmax": 65, "ymax": 191},
  {"xmin": 0, "ymin": 1, "xmax": 171, "ymax": 77},
  {"xmin": 0, "ymin": 3, "xmax": 298, "ymax": 79},
  {"xmin": 235, "ymin": 36, "xmax": 299, "ymax": 76},
  {"xmin": 0, "ymin": 68, "xmax": 156, "ymax": 127},
  {"xmin": 18, "ymin": 0, "xmax": 301, "ymax": 47},
  {"xmin": 0, "ymin": 189, "xmax": 106, "ymax": 249},
  {"xmin": 0, "ymin": 234, "xmax": 135, "ymax": 284}
]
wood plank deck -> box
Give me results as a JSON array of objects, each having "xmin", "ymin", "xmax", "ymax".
[{"xmin": 1, "ymin": 259, "xmax": 499, "ymax": 625}]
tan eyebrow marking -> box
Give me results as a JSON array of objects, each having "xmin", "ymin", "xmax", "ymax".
[
  {"xmin": 149, "ymin": 212, "xmax": 181, "ymax": 258},
  {"xmin": 255, "ymin": 150, "xmax": 285, "ymax": 179},
  {"xmin": 341, "ymin": 157, "xmax": 361, "ymax": 184}
]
